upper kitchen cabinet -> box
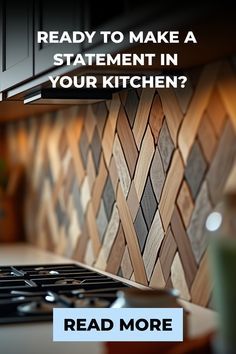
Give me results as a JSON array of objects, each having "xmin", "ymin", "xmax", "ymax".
[
  {"xmin": 34, "ymin": 0, "xmax": 82, "ymax": 75},
  {"xmin": 0, "ymin": 0, "xmax": 33, "ymax": 91}
]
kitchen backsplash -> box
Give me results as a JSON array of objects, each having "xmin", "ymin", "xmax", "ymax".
[{"xmin": 5, "ymin": 58, "xmax": 236, "ymax": 307}]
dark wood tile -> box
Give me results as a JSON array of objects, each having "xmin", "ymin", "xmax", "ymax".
[
  {"xmin": 103, "ymin": 175, "xmax": 115, "ymax": 220},
  {"xmin": 150, "ymin": 147, "xmax": 165, "ymax": 202},
  {"xmin": 134, "ymin": 207, "xmax": 148, "ymax": 253},
  {"xmin": 171, "ymin": 207, "xmax": 197, "ymax": 287},
  {"xmin": 158, "ymin": 120, "xmax": 175, "ymax": 172},
  {"xmin": 124, "ymin": 89, "xmax": 139, "ymax": 128},
  {"xmin": 159, "ymin": 227, "xmax": 177, "ymax": 281},
  {"xmin": 141, "ymin": 176, "xmax": 158, "ymax": 229},
  {"xmin": 185, "ymin": 140, "xmax": 207, "ymax": 199}
]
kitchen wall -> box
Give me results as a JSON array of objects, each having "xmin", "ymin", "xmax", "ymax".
[{"xmin": 5, "ymin": 58, "xmax": 236, "ymax": 307}]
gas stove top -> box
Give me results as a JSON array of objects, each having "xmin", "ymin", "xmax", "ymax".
[{"xmin": 0, "ymin": 263, "xmax": 128, "ymax": 324}]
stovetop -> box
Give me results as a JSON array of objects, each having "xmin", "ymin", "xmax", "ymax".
[{"xmin": 0, "ymin": 263, "xmax": 128, "ymax": 324}]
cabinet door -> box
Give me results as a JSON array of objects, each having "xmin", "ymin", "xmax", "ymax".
[
  {"xmin": 34, "ymin": 0, "xmax": 81, "ymax": 75},
  {"xmin": 0, "ymin": 0, "xmax": 33, "ymax": 91}
]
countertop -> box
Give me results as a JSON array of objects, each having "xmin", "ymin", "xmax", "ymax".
[{"xmin": 0, "ymin": 243, "xmax": 218, "ymax": 354}]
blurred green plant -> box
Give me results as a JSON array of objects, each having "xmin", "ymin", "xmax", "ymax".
[{"xmin": 0, "ymin": 158, "xmax": 8, "ymax": 192}]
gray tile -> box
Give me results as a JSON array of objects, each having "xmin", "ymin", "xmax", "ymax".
[
  {"xmin": 79, "ymin": 128, "xmax": 89, "ymax": 168},
  {"xmin": 93, "ymin": 101, "xmax": 108, "ymax": 137},
  {"xmin": 141, "ymin": 177, "xmax": 158, "ymax": 229},
  {"xmin": 185, "ymin": 141, "xmax": 207, "ymax": 199},
  {"xmin": 72, "ymin": 179, "xmax": 84, "ymax": 228},
  {"xmin": 91, "ymin": 127, "xmax": 102, "ymax": 173},
  {"xmin": 150, "ymin": 147, "xmax": 165, "ymax": 202},
  {"xmin": 187, "ymin": 182, "xmax": 212, "ymax": 263},
  {"xmin": 124, "ymin": 89, "xmax": 139, "ymax": 127},
  {"xmin": 134, "ymin": 207, "xmax": 148, "ymax": 253},
  {"xmin": 158, "ymin": 120, "xmax": 175, "ymax": 172},
  {"xmin": 103, "ymin": 176, "xmax": 115, "ymax": 220},
  {"xmin": 96, "ymin": 200, "xmax": 108, "ymax": 241}
]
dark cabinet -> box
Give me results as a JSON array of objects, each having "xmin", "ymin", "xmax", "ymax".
[
  {"xmin": 0, "ymin": 0, "xmax": 33, "ymax": 91},
  {"xmin": 34, "ymin": 0, "xmax": 81, "ymax": 75}
]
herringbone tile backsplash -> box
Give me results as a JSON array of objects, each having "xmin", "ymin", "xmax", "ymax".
[{"xmin": 6, "ymin": 58, "xmax": 236, "ymax": 307}]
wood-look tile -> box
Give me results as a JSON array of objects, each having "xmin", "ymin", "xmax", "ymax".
[
  {"xmin": 134, "ymin": 207, "xmax": 148, "ymax": 253},
  {"xmin": 108, "ymin": 157, "xmax": 119, "ymax": 195},
  {"xmin": 149, "ymin": 94, "xmax": 164, "ymax": 143},
  {"xmin": 149, "ymin": 259, "xmax": 166, "ymax": 289},
  {"xmin": 174, "ymin": 78, "xmax": 193, "ymax": 114},
  {"xmin": 127, "ymin": 182, "xmax": 139, "ymax": 221},
  {"xmin": 72, "ymin": 222, "xmax": 89, "ymax": 262},
  {"xmin": 178, "ymin": 62, "xmax": 221, "ymax": 163},
  {"xmin": 93, "ymin": 101, "xmax": 108, "ymax": 138},
  {"xmin": 177, "ymin": 180, "xmax": 194, "ymax": 228},
  {"xmin": 86, "ymin": 150, "xmax": 96, "ymax": 191},
  {"xmin": 191, "ymin": 251, "xmax": 212, "ymax": 307},
  {"xmin": 106, "ymin": 224, "xmax": 125, "ymax": 274},
  {"xmin": 117, "ymin": 106, "xmax": 138, "ymax": 178},
  {"xmin": 185, "ymin": 141, "xmax": 207, "ymax": 200},
  {"xmin": 217, "ymin": 61, "xmax": 236, "ymax": 132},
  {"xmin": 150, "ymin": 147, "xmax": 165, "ymax": 202},
  {"xmin": 102, "ymin": 175, "xmax": 115, "ymax": 220},
  {"xmin": 113, "ymin": 134, "xmax": 131, "ymax": 197},
  {"xmin": 124, "ymin": 89, "xmax": 139, "ymax": 128},
  {"xmin": 207, "ymin": 120, "xmax": 236, "ymax": 204},
  {"xmin": 84, "ymin": 239, "xmax": 95, "ymax": 267},
  {"xmin": 86, "ymin": 202, "xmax": 101, "ymax": 257},
  {"xmin": 171, "ymin": 253, "xmax": 191, "ymax": 301},
  {"xmin": 121, "ymin": 246, "xmax": 133, "ymax": 280},
  {"xmin": 84, "ymin": 105, "xmax": 96, "ymax": 143},
  {"xmin": 198, "ymin": 112, "xmax": 217, "ymax": 163},
  {"xmin": 117, "ymin": 183, "xmax": 148, "ymax": 285},
  {"xmin": 79, "ymin": 127, "xmax": 89, "ymax": 168},
  {"xmin": 159, "ymin": 149, "xmax": 184, "ymax": 231},
  {"xmin": 80, "ymin": 176, "xmax": 91, "ymax": 213},
  {"xmin": 187, "ymin": 182, "xmax": 212, "ymax": 264},
  {"xmin": 158, "ymin": 87, "xmax": 183, "ymax": 146},
  {"xmin": 96, "ymin": 200, "xmax": 108, "ymax": 241},
  {"xmin": 65, "ymin": 119, "xmax": 85, "ymax": 186},
  {"xmin": 133, "ymin": 126, "xmax": 155, "ymax": 200},
  {"xmin": 102, "ymin": 94, "xmax": 120, "ymax": 166},
  {"xmin": 158, "ymin": 120, "xmax": 175, "ymax": 172},
  {"xmin": 92, "ymin": 156, "xmax": 108, "ymax": 215},
  {"xmin": 143, "ymin": 210, "xmax": 164, "ymax": 281},
  {"xmin": 133, "ymin": 88, "xmax": 155, "ymax": 149},
  {"xmin": 159, "ymin": 227, "xmax": 177, "ymax": 281},
  {"xmin": 95, "ymin": 205, "xmax": 120, "ymax": 268},
  {"xmin": 141, "ymin": 176, "xmax": 157, "ymax": 229},
  {"xmin": 91, "ymin": 127, "xmax": 102, "ymax": 173},
  {"xmin": 171, "ymin": 208, "xmax": 197, "ymax": 287}
]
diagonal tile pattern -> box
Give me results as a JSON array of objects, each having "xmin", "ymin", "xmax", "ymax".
[{"xmin": 5, "ymin": 58, "xmax": 236, "ymax": 307}]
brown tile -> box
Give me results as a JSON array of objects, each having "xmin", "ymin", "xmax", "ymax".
[
  {"xmin": 117, "ymin": 106, "xmax": 138, "ymax": 178},
  {"xmin": 187, "ymin": 182, "xmax": 212, "ymax": 264},
  {"xmin": 198, "ymin": 112, "xmax": 217, "ymax": 163},
  {"xmin": 149, "ymin": 94, "xmax": 164, "ymax": 143},
  {"xmin": 117, "ymin": 183, "xmax": 148, "ymax": 285},
  {"xmin": 106, "ymin": 224, "xmax": 125, "ymax": 274},
  {"xmin": 158, "ymin": 87, "xmax": 183, "ymax": 146},
  {"xmin": 159, "ymin": 149, "xmax": 184, "ymax": 231},
  {"xmin": 171, "ymin": 207, "xmax": 197, "ymax": 287},
  {"xmin": 207, "ymin": 88, "xmax": 226, "ymax": 137},
  {"xmin": 158, "ymin": 120, "xmax": 175, "ymax": 172},
  {"xmin": 133, "ymin": 88, "xmax": 155, "ymax": 149},
  {"xmin": 185, "ymin": 140, "xmax": 207, "ymax": 200},
  {"xmin": 177, "ymin": 180, "xmax": 194, "ymax": 228},
  {"xmin": 159, "ymin": 227, "xmax": 177, "ymax": 281},
  {"xmin": 150, "ymin": 147, "xmax": 165, "ymax": 202}
]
